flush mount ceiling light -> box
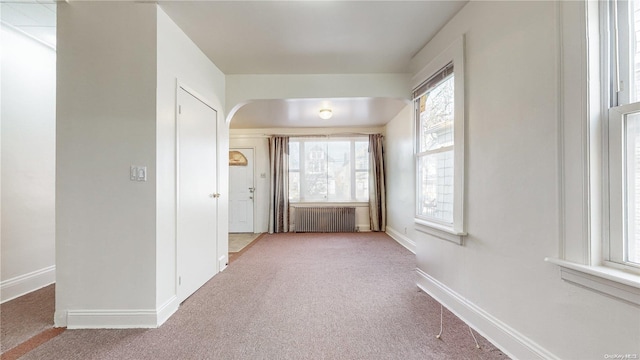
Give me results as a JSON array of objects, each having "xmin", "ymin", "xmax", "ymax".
[{"xmin": 319, "ymin": 108, "xmax": 333, "ymax": 120}]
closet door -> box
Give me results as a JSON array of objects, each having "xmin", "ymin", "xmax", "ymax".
[{"xmin": 177, "ymin": 86, "xmax": 218, "ymax": 303}]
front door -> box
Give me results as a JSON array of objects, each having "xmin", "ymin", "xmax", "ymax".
[{"xmin": 229, "ymin": 148, "xmax": 254, "ymax": 233}]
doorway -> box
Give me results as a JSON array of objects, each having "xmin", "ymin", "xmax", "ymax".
[{"xmin": 229, "ymin": 148, "xmax": 255, "ymax": 233}]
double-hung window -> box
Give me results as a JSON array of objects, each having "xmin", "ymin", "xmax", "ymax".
[
  {"xmin": 546, "ymin": 0, "xmax": 640, "ymax": 307},
  {"xmin": 413, "ymin": 37, "xmax": 466, "ymax": 244},
  {"xmin": 607, "ymin": 0, "xmax": 640, "ymax": 270},
  {"xmin": 288, "ymin": 137, "xmax": 369, "ymax": 203}
]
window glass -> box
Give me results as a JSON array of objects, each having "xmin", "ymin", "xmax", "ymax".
[
  {"xmin": 625, "ymin": 113, "xmax": 640, "ymax": 264},
  {"xmin": 289, "ymin": 138, "xmax": 369, "ymax": 202},
  {"xmin": 420, "ymin": 76, "xmax": 454, "ymax": 152}
]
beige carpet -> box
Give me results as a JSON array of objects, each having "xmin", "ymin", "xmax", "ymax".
[
  {"xmin": 229, "ymin": 232, "xmax": 262, "ymax": 253},
  {"xmin": 19, "ymin": 233, "xmax": 509, "ymax": 359},
  {"xmin": 0, "ymin": 284, "xmax": 55, "ymax": 354}
]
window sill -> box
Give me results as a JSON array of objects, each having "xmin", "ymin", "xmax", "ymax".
[
  {"xmin": 290, "ymin": 202, "xmax": 369, "ymax": 207},
  {"xmin": 414, "ymin": 218, "xmax": 466, "ymax": 245},
  {"xmin": 545, "ymin": 258, "xmax": 640, "ymax": 307}
]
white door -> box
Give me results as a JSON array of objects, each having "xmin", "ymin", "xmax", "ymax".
[
  {"xmin": 229, "ymin": 148, "xmax": 254, "ymax": 233},
  {"xmin": 177, "ymin": 86, "xmax": 218, "ymax": 303}
]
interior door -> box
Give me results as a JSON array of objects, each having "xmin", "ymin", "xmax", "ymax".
[
  {"xmin": 229, "ymin": 148, "xmax": 254, "ymax": 233},
  {"xmin": 177, "ymin": 86, "xmax": 218, "ymax": 303}
]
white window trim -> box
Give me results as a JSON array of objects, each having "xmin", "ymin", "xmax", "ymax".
[
  {"xmin": 550, "ymin": 0, "xmax": 640, "ymax": 307},
  {"xmin": 412, "ymin": 35, "xmax": 466, "ymax": 244}
]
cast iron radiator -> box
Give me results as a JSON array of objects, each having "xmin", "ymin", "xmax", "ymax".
[{"xmin": 293, "ymin": 207, "xmax": 356, "ymax": 233}]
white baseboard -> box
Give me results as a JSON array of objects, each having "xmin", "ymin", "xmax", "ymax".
[
  {"xmin": 1, "ymin": 265, "xmax": 56, "ymax": 303},
  {"xmin": 386, "ymin": 226, "xmax": 416, "ymax": 253},
  {"xmin": 219, "ymin": 254, "xmax": 228, "ymax": 272},
  {"xmin": 356, "ymin": 223, "xmax": 371, "ymax": 232},
  {"xmin": 416, "ymin": 268, "xmax": 559, "ymax": 360},
  {"xmin": 157, "ymin": 295, "xmax": 179, "ymax": 326},
  {"xmin": 59, "ymin": 296, "xmax": 180, "ymax": 329}
]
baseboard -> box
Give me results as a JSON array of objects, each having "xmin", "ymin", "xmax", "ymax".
[
  {"xmin": 219, "ymin": 254, "xmax": 228, "ymax": 272},
  {"xmin": 157, "ymin": 295, "xmax": 179, "ymax": 326},
  {"xmin": 356, "ymin": 223, "xmax": 371, "ymax": 232},
  {"xmin": 62, "ymin": 296, "xmax": 180, "ymax": 329},
  {"xmin": 0, "ymin": 265, "xmax": 56, "ymax": 303},
  {"xmin": 415, "ymin": 268, "xmax": 559, "ymax": 360},
  {"xmin": 386, "ymin": 226, "xmax": 416, "ymax": 254}
]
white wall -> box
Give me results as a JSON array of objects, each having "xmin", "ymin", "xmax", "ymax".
[
  {"xmin": 0, "ymin": 25, "xmax": 56, "ymax": 302},
  {"xmin": 156, "ymin": 6, "xmax": 227, "ymax": 316},
  {"xmin": 386, "ymin": 2, "xmax": 640, "ymax": 359},
  {"xmin": 56, "ymin": 2, "xmax": 158, "ymax": 327}
]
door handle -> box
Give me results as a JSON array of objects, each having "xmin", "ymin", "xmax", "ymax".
[
  {"xmin": 249, "ymin": 187, "xmax": 255, "ymax": 193},
  {"xmin": 209, "ymin": 193, "xmax": 221, "ymax": 198}
]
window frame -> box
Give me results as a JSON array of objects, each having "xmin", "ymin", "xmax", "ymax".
[
  {"xmin": 546, "ymin": 0, "xmax": 640, "ymax": 307},
  {"xmin": 288, "ymin": 136, "xmax": 369, "ymax": 203},
  {"xmin": 605, "ymin": 0, "xmax": 640, "ymax": 271},
  {"xmin": 412, "ymin": 36, "xmax": 466, "ymax": 244}
]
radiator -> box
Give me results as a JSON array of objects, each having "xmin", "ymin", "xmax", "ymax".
[{"xmin": 294, "ymin": 207, "xmax": 356, "ymax": 233}]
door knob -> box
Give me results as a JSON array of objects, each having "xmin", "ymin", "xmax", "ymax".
[
  {"xmin": 249, "ymin": 187, "xmax": 255, "ymax": 193},
  {"xmin": 209, "ymin": 193, "xmax": 221, "ymax": 198}
]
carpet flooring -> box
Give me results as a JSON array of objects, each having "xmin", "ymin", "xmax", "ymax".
[
  {"xmin": 16, "ymin": 233, "xmax": 509, "ymax": 359},
  {"xmin": 0, "ymin": 284, "xmax": 56, "ymax": 354}
]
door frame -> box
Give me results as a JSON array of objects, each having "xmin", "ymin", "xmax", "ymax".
[
  {"xmin": 229, "ymin": 146, "xmax": 256, "ymax": 233},
  {"xmin": 175, "ymin": 80, "xmax": 220, "ymax": 301}
]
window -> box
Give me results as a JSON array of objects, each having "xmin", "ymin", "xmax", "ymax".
[
  {"xmin": 607, "ymin": 0, "xmax": 640, "ymax": 270},
  {"xmin": 412, "ymin": 36, "xmax": 466, "ymax": 244},
  {"xmin": 547, "ymin": 0, "xmax": 640, "ymax": 307},
  {"xmin": 289, "ymin": 137, "xmax": 369, "ymax": 203}
]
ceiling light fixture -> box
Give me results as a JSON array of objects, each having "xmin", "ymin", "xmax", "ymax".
[{"xmin": 319, "ymin": 108, "xmax": 333, "ymax": 120}]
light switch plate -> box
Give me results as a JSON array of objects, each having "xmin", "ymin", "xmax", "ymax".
[{"xmin": 130, "ymin": 165, "xmax": 147, "ymax": 181}]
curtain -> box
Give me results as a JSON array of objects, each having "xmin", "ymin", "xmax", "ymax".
[
  {"xmin": 268, "ymin": 136, "xmax": 289, "ymax": 233},
  {"xmin": 368, "ymin": 134, "xmax": 386, "ymax": 232}
]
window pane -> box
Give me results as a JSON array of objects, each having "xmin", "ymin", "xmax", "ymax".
[
  {"xmin": 355, "ymin": 170, "xmax": 369, "ymax": 202},
  {"xmin": 327, "ymin": 141, "xmax": 350, "ymax": 201},
  {"xmin": 289, "ymin": 141, "xmax": 300, "ymax": 170},
  {"xmin": 630, "ymin": 0, "xmax": 640, "ymax": 103},
  {"xmin": 289, "ymin": 171, "xmax": 300, "ymax": 202},
  {"xmin": 289, "ymin": 138, "xmax": 369, "ymax": 202},
  {"xmin": 625, "ymin": 113, "xmax": 640, "ymax": 264},
  {"xmin": 302, "ymin": 141, "xmax": 328, "ymax": 201},
  {"xmin": 417, "ymin": 151, "xmax": 454, "ymax": 223},
  {"xmin": 419, "ymin": 76, "xmax": 454, "ymax": 152},
  {"xmin": 355, "ymin": 141, "xmax": 369, "ymax": 170}
]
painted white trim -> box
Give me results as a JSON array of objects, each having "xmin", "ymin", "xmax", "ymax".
[
  {"xmin": 157, "ymin": 296, "xmax": 179, "ymax": 326},
  {"xmin": 386, "ymin": 226, "xmax": 416, "ymax": 254},
  {"xmin": 416, "ymin": 268, "xmax": 559, "ymax": 360},
  {"xmin": 66, "ymin": 297, "xmax": 180, "ymax": 329},
  {"xmin": 66, "ymin": 309, "xmax": 159, "ymax": 329},
  {"xmin": 0, "ymin": 265, "xmax": 55, "ymax": 303},
  {"xmin": 545, "ymin": 257, "xmax": 640, "ymax": 307},
  {"xmin": 219, "ymin": 254, "xmax": 228, "ymax": 272},
  {"xmin": 415, "ymin": 219, "xmax": 466, "ymax": 245},
  {"xmin": 356, "ymin": 223, "xmax": 371, "ymax": 232}
]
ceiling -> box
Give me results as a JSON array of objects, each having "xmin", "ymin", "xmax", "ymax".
[
  {"xmin": 1, "ymin": 1, "xmax": 56, "ymax": 48},
  {"xmin": 159, "ymin": 1, "xmax": 467, "ymax": 75},
  {"xmin": 231, "ymin": 97, "xmax": 409, "ymax": 129},
  {"xmin": 2, "ymin": 1, "xmax": 467, "ymax": 129}
]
